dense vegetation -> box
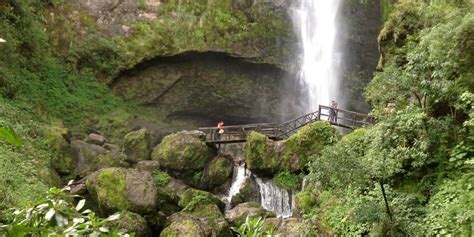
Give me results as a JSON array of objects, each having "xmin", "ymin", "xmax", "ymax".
[
  {"xmin": 299, "ymin": 0, "xmax": 473, "ymax": 235},
  {"xmin": 0, "ymin": 0, "xmax": 473, "ymax": 236}
]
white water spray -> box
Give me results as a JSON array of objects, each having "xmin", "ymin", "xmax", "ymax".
[
  {"xmin": 292, "ymin": 0, "xmax": 343, "ymax": 111},
  {"xmin": 223, "ymin": 164, "xmax": 250, "ymax": 211},
  {"xmin": 255, "ymin": 177, "xmax": 292, "ymax": 218}
]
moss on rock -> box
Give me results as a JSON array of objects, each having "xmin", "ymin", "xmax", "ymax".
[
  {"xmin": 112, "ymin": 211, "xmax": 151, "ymax": 237},
  {"xmin": 203, "ymin": 156, "xmax": 233, "ymax": 190},
  {"xmin": 281, "ymin": 121, "xmax": 340, "ymax": 168},
  {"xmin": 244, "ymin": 122, "xmax": 340, "ymax": 174},
  {"xmin": 151, "ymin": 131, "xmax": 210, "ymax": 176},
  {"xmin": 86, "ymin": 168, "xmax": 131, "ymax": 213},
  {"xmin": 178, "ymin": 188, "xmax": 225, "ymax": 211},
  {"xmin": 124, "ymin": 128, "xmax": 150, "ymax": 162}
]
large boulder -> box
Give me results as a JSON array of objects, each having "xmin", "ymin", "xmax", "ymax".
[
  {"xmin": 230, "ymin": 178, "xmax": 260, "ymax": 208},
  {"xmin": 124, "ymin": 128, "xmax": 151, "ymax": 163},
  {"xmin": 151, "ymin": 131, "xmax": 211, "ymax": 185},
  {"xmin": 86, "ymin": 168, "xmax": 157, "ymax": 215},
  {"xmin": 111, "ymin": 211, "xmax": 151, "ymax": 237},
  {"xmin": 203, "ymin": 156, "xmax": 233, "ymax": 190},
  {"xmin": 161, "ymin": 204, "xmax": 232, "ymax": 237},
  {"xmin": 178, "ymin": 188, "xmax": 225, "ymax": 211},
  {"xmin": 225, "ymin": 202, "xmax": 276, "ymax": 227},
  {"xmin": 45, "ymin": 125, "xmax": 74, "ymax": 175},
  {"xmin": 70, "ymin": 140, "xmax": 125, "ymax": 177},
  {"xmin": 244, "ymin": 121, "xmax": 340, "ymax": 175}
]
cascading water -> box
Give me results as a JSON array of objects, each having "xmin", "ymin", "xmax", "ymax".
[
  {"xmin": 291, "ymin": 0, "xmax": 343, "ymax": 112},
  {"xmin": 255, "ymin": 177, "xmax": 292, "ymax": 218},
  {"xmin": 223, "ymin": 164, "xmax": 250, "ymax": 211}
]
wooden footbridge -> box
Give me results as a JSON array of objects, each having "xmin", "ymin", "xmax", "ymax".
[{"xmin": 199, "ymin": 105, "xmax": 374, "ymax": 144}]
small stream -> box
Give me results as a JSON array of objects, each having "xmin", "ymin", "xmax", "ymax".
[{"xmin": 222, "ymin": 164, "xmax": 293, "ymax": 218}]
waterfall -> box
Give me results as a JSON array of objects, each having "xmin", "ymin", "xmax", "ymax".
[
  {"xmin": 255, "ymin": 177, "xmax": 292, "ymax": 218},
  {"xmin": 223, "ymin": 164, "xmax": 250, "ymax": 211},
  {"xmin": 291, "ymin": 0, "xmax": 343, "ymax": 112}
]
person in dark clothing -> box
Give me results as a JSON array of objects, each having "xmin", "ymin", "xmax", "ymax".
[{"xmin": 329, "ymin": 100, "xmax": 338, "ymax": 123}]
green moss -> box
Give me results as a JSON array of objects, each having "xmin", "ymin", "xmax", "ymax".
[
  {"xmin": 124, "ymin": 128, "xmax": 150, "ymax": 162},
  {"xmin": 152, "ymin": 132, "xmax": 209, "ymax": 171},
  {"xmin": 244, "ymin": 131, "xmax": 278, "ymax": 173},
  {"xmin": 153, "ymin": 170, "xmax": 171, "ymax": 186},
  {"xmin": 160, "ymin": 219, "xmax": 200, "ymax": 237},
  {"xmin": 282, "ymin": 121, "xmax": 340, "ymax": 167},
  {"xmin": 273, "ymin": 171, "xmax": 301, "ymax": 190},
  {"xmin": 204, "ymin": 156, "xmax": 232, "ymax": 188},
  {"xmin": 178, "ymin": 189, "xmax": 223, "ymax": 211},
  {"xmin": 87, "ymin": 168, "xmax": 130, "ymax": 212}
]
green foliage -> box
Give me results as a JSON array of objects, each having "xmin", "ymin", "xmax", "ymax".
[
  {"xmin": 182, "ymin": 195, "xmax": 213, "ymax": 212},
  {"xmin": 0, "ymin": 182, "xmax": 131, "ymax": 236},
  {"xmin": 301, "ymin": 1, "xmax": 474, "ymax": 236},
  {"xmin": 153, "ymin": 170, "xmax": 171, "ymax": 186},
  {"xmin": 272, "ymin": 171, "xmax": 301, "ymax": 190},
  {"xmin": 231, "ymin": 216, "xmax": 275, "ymax": 237},
  {"xmin": 283, "ymin": 121, "xmax": 340, "ymax": 166},
  {"xmin": 0, "ymin": 126, "xmax": 22, "ymax": 146},
  {"xmin": 423, "ymin": 172, "xmax": 474, "ymax": 236}
]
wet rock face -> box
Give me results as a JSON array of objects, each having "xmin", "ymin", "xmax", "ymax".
[{"xmin": 112, "ymin": 52, "xmax": 303, "ymax": 125}]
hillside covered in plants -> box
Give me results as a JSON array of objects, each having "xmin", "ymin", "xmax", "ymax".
[{"xmin": 0, "ymin": 0, "xmax": 473, "ymax": 236}]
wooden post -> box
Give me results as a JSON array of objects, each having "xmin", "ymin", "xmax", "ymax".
[{"xmin": 318, "ymin": 106, "xmax": 322, "ymax": 120}]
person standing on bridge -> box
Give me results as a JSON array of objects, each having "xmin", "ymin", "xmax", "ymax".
[
  {"xmin": 217, "ymin": 121, "xmax": 224, "ymax": 140},
  {"xmin": 329, "ymin": 100, "xmax": 338, "ymax": 123}
]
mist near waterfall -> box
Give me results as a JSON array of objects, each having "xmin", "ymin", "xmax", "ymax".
[{"xmin": 291, "ymin": 0, "xmax": 343, "ymax": 112}]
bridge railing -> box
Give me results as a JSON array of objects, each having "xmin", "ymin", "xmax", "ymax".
[
  {"xmin": 198, "ymin": 123, "xmax": 279, "ymax": 143},
  {"xmin": 318, "ymin": 105, "xmax": 374, "ymax": 129}
]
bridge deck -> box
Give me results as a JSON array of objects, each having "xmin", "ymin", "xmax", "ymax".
[{"xmin": 199, "ymin": 105, "xmax": 374, "ymax": 144}]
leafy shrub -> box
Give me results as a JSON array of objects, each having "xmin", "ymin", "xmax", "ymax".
[
  {"xmin": 273, "ymin": 171, "xmax": 301, "ymax": 190},
  {"xmin": 231, "ymin": 216, "xmax": 275, "ymax": 237},
  {"xmin": 0, "ymin": 181, "xmax": 131, "ymax": 236}
]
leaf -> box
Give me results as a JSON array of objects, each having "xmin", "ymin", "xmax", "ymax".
[
  {"xmin": 105, "ymin": 213, "xmax": 120, "ymax": 221},
  {"xmin": 45, "ymin": 208, "xmax": 55, "ymax": 221},
  {"xmin": 0, "ymin": 127, "xmax": 23, "ymax": 146},
  {"xmin": 55, "ymin": 213, "xmax": 68, "ymax": 227},
  {"xmin": 99, "ymin": 227, "xmax": 109, "ymax": 232},
  {"xmin": 76, "ymin": 199, "xmax": 86, "ymax": 211}
]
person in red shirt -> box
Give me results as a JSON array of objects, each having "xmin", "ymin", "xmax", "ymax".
[{"xmin": 216, "ymin": 121, "xmax": 224, "ymax": 140}]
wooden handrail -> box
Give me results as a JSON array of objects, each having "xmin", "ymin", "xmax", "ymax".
[{"xmin": 198, "ymin": 105, "xmax": 374, "ymax": 144}]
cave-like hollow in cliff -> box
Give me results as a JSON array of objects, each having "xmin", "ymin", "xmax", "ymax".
[{"xmin": 111, "ymin": 51, "xmax": 305, "ymax": 126}]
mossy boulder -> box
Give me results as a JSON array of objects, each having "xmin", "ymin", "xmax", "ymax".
[
  {"xmin": 124, "ymin": 128, "xmax": 151, "ymax": 163},
  {"xmin": 244, "ymin": 121, "xmax": 340, "ymax": 174},
  {"xmin": 225, "ymin": 202, "xmax": 276, "ymax": 227},
  {"xmin": 45, "ymin": 125, "xmax": 74, "ymax": 175},
  {"xmin": 161, "ymin": 204, "xmax": 232, "ymax": 237},
  {"xmin": 151, "ymin": 131, "xmax": 211, "ymax": 183},
  {"xmin": 71, "ymin": 140, "xmax": 126, "ymax": 177},
  {"xmin": 178, "ymin": 188, "xmax": 225, "ymax": 211},
  {"xmin": 244, "ymin": 131, "xmax": 279, "ymax": 174},
  {"xmin": 203, "ymin": 156, "xmax": 233, "ymax": 190},
  {"xmin": 112, "ymin": 211, "xmax": 151, "ymax": 237},
  {"xmin": 281, "ymin": 121, "xmax": 340, "ymax": 166},
  {"xmin": 230, "ymin": 178, "xmax": 260, "ymax": 208},
  {"xmin": 86, "ymin": 168, "xmax": 157, "ymax": 215}
]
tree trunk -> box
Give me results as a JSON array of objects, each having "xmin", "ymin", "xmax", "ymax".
[{"xmin": 380, "ymin": 182, "xmax": 393, "ymax": 220}]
